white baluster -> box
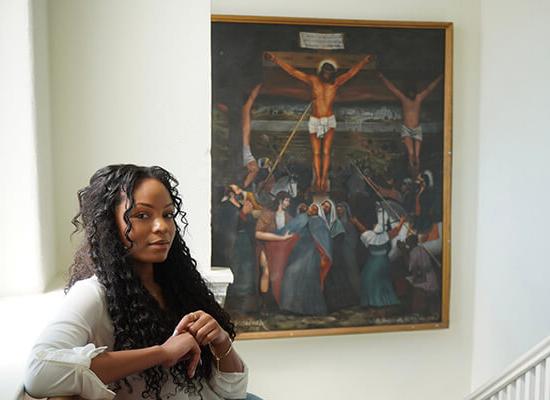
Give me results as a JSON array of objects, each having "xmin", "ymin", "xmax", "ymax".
[
  {"xmin": 544, "ymin": 358, "xmax": 550, "ymax": 400},
  {"xmin": 525, "ymin": 369, "xmax": 534, "ymax": 399},
  {"xmin": 506, "ymin": 383, "xmax": 514, "ymax": 400},
  {"xmin": 516, "ymin": 376, "xmax": 524, "ymax": 400},
  {"xmin": 535, "ymin": 363, "xmax": 544, "ymax": 399}
]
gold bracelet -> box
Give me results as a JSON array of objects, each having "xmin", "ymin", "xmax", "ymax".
[{"xmin": 209, "ymin": 337, "xmax": 233, "ymax": 370}]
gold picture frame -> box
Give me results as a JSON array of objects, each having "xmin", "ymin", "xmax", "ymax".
[{"xmin": 210, "ymin": 15, "xmax": 452, "ymax": 339}]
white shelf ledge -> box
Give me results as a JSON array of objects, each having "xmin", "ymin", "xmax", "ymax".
[{"xmin": 202, "ymin": 266, "xmax": 234, "ymax": 307}]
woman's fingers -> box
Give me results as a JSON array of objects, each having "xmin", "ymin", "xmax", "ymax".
[
  {"xmin": 195, "ymin": 320, "xmax": 219, "ymax": 345},
  {"xmin": 186, "ymin": 313, "xmax": 209, "ymax": 337},
  {"xmin": 202, "ymin": 329, "xmax": 223, "ymax": 346},
  {"xmin": 174, "ymin": 311, "xmax": 202, "ymax": 335},
  {"xmin": 174, "ymin": 310, "xmax": 225, "ymax": 346}
]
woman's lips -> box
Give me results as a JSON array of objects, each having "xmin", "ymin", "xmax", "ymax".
[{"xmin": 149, "ymin": 241, "xmax": 170, "ymax": 248}]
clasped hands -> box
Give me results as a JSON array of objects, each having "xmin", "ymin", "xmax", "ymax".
[{"xmin": 160, "ymin": 310, "xmax": 229, "ymax": 378}]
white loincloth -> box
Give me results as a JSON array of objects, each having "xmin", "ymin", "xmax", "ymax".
[
  {"xmin": 401, "ymin": 124, "xmax": 423, "ymax": 141},
  {"xmin": 242, "ymin": 144, "xmax": 255, "ymax": 166},
  {"xmin": 309, "ymin": 115, "xmax": 336, "ymax": 138}
]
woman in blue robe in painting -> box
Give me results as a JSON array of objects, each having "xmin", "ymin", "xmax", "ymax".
[
  {"xmin": 321, "ymin": 201, "xmax": 360, "ymax": 311},
  {"xmin": 350, "ymin": 212, "xmax": 406, "ymax": 308},
  {"xmin": 278, "ymin": 204, "xmax": 332, "ymax": 315},
  {"xmin": 214, "ymin": 187, "xmax": 258, "ymax": 313},
  {"xmin": 325, "ymin": 202, "xmax": 361, "ymax": 309},
  {"xmin": 335, "ymin": 202, "xmax": 361, "ymax": 298}
]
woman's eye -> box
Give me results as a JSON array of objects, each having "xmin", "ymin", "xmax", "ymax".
[
  {"xmin": 165, "ymin": 211, "xmax": 176, "ymax": 219},
  {"xmin": 134, "ymin": 212, "xmax": 149, "ymax": 219}
]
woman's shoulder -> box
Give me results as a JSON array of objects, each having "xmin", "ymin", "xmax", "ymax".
[
  {"xmin": 69, "ymin": 275, "xmax": 106, "ymax": 297},
  {"xmin": 360, "ymin": 230, "xmax": 389, "ymax": 245},
  {"xmin": 64, "ymin": 276, "xmax": 108, "ymax": 318}
]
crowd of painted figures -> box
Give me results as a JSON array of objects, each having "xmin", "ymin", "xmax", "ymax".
[{"xmin": 213, "ymin": 167, "xmax": 442, "ymax": 319}]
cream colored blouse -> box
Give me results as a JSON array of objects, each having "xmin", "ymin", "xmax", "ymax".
[{"xmin": 24, "ymin": 277, "xmax": 248, "ymax": 400}]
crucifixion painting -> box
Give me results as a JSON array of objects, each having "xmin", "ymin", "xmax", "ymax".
[{"xmin": 211, "ymin": 17, "xmax": 452, "ymax": 338}]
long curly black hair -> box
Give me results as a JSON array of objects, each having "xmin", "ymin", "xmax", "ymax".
[{"xmin": 66, "ymin": 164, "xmax": 235, "ymax": 399}]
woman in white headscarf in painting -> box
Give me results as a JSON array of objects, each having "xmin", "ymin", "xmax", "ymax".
[{"xmin": 350, "ymin": 204, "xmax": 406, "ymax": 308}]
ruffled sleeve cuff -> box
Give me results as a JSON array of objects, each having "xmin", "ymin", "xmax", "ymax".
[
  {"xmin": 208, "ymin": 361, "xmax": 249, "ymax": 399},
  {"xmin": 25, "ymin": 343, "xmax": 116, "ymax": 400}
]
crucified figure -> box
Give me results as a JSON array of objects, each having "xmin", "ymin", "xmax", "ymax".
[
  {"xmin": 242, "ymin": 83, "xmax": 262, "ymax": 188},
  {"xmin": 265, "ymin": 52, "xmax": 374, "ymax": 192},
  {"xmin": 378, "ymin": 72, "xmax": 443, "ymax": 177}
]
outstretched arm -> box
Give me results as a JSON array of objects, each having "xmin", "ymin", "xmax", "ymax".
[
  {"xmin": 349, "ymin": 217, "xmax": 367, "ymax": 234},
  {"xmin": 417, "ymin": 74, "xmax": 443, "ymax": 101},
  {"xmin": 377, "ymin": 72, "xmax": 407, "ymax": 102},
  {"xmin": 389, "ymin": 216, "xmax": 407, "ymax": 239},
  {"xmin": 242, "ymin": 83, "xmax": 262, "ymax": 147},
  {"xmin": 335, "ymin": 54, "xmax": 374, "ymax": 87},
  {"xmin": 255, "ymin": 231, "xmax": 294, "ymax": 241},
  {"xmin": 265, "ymin": 52, "xmax": 312, "ymax": 85}
]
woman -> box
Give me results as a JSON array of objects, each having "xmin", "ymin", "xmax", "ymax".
[
  {"xmin": 279, "ymin": 203, "xmax": 332, "ymax": 315},
  {"xmin": 319, "ymin": 199, "xmax": 345, "ymax": 238},
  {"xmin": 216, "ymin": 186, "xmax": 258, "ymax": 314},
  {"xmin": 24, "ymin": 165, "xmax": 248, "ymax": 400},
  {"xmin": 350, "ymin": 212, "xmax": 405, "ymax": 309},
  {"xmin": 322, "ymin": 202, "xmax": 360, "ymax": 312},
  {"xmin": 335, "ymin": 202, "xmax": 360, "ymax": 296}
]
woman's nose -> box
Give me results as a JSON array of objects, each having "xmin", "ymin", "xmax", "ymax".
[{"xmin": 153, "ymin": 217, "xmax": 168, "ymax": 233}]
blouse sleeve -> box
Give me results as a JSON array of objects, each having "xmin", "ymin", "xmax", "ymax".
[
  {"xmin": 24, "ymin": 279, "xmax": 116, "ymax": 400},
  {"xmin": 207, "ymin": 361, "xmax": 249, "ymax": 399},
  {"xmin": 360, "ymin": 230, "xmax": 374, "ymax": 248}
]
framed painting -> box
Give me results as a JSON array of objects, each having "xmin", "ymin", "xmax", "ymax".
[{"xmin": 210, "ymin": 15, "xmax": 452, "ymax": 339}]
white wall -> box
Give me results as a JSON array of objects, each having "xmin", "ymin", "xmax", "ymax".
[
  {"xmin": 470, "ymin": 0, "xmax": 550, "ymax": 390},
  {"xmin": 47, "ymin": 0, "xmax": 212, "ymax": 274},
  {"xmin": 0, "ymin": 0, "xmax": 46, "ymax": 296},
  {"xmin": 0, "ymin": 1, "xmax": 58, "ymax": 396},
  {"xmin": 32, "ymin": 0, "xmax": 57, "ymax": 290},
  {"xmin": 44, "ymin": 1, "xmax": 481, "ymax": 399}
]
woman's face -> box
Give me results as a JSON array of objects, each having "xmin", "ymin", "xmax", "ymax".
[
  {"xmin": 115, "ymin": 178, "xmax": 177, "ymax": 267},
  {"xmin": 307, "ymin": 204, "xmax": 319, "ymax": 216},
  {"xmin": 321, "ymin": 201, "xmax": 331, "ymax": 214}
]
